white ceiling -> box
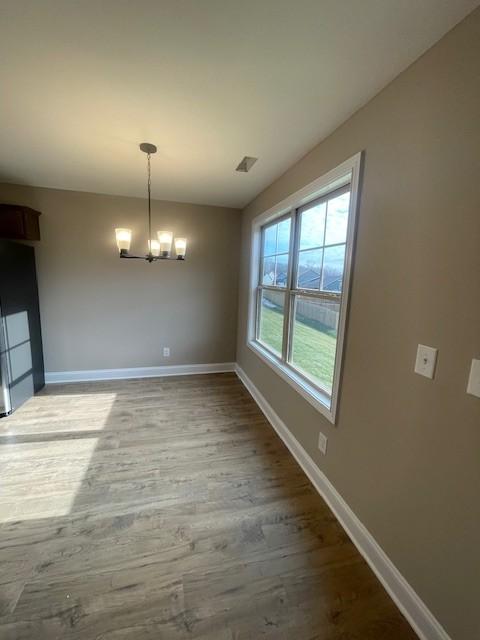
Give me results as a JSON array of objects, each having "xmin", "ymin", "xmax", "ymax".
[{"xmin": 0, "ymin": 1, "xmax": 477, "ymax": 208}]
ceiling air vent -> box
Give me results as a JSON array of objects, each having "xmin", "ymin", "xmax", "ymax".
[{"xmin": 236, "ymin": 156, "xmax": 258, "ymax": 172}]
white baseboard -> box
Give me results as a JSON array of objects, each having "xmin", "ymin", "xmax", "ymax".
[
  {"xmin": 45, "ymin": 362, "xmax": 236, "ymax": 384},
  {"xmin": 235, "ymin": 364, "xmax": 450, "ymax": 640}
]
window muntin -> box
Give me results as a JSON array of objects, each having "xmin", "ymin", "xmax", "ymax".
[{"xmin": 254, "ymin": 184, "xmax": 351, "ymax": 403}]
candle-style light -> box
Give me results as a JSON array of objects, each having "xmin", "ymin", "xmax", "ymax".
[
  {"xmin": 157, "ymin": 231, "xmax": 173, "ymax": 257},
  {"xmin": 174, "ymin": 237, "xmax": 187, "ymax": 260},
  {"xmin": 115, "ymin": 228, "xmax": 132, "ymax": 252},
  {"xmin": 148, "ymin": 239, "xmax": 160, "ymax": 256}
]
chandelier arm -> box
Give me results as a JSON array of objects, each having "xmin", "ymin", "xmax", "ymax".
[
  {"xmin": 151, "ymin": 256, "xmax": 185, "ymax": 261},
  {"xmin": 119, "ymin": 253, "xmax": 147, "ymax": 259},
  {"xmin": 119, "ymin": 252, "xmax": 184, "ymax": 262}
]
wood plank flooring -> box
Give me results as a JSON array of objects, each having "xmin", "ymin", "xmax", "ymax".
[{"xmin": 0, "ymin": 373, "xmax": 417, "ymax": 639}]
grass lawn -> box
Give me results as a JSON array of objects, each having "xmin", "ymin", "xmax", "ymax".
[{"xmin": 259, "ymin": 306, "xmax": 337, "ymax": 391}]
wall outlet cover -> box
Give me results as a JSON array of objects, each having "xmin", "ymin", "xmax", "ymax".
[
  {"xmin": 163, "ymin": 347, "xmax": 170, "ymax": 357},
  {"xmin": 414, "ymin": 344, "xmax": 438, "ymax": 379}
]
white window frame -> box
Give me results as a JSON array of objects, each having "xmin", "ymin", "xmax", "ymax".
[{"xmin": 246, "ymin": 152, "xmax": 363, "ymax": 424}]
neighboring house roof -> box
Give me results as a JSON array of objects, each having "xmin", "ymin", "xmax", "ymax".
[
  {"xmin": 265, "ymin": 266, "xmax": 343, "ymax": 292},
  {"xmin": 322, "ymin": 275, "xmax": 342, "ymax": 292},
  {"xmin": 298, "ymin": 267, "xmax": 343, "ymax": 292},
  {"xmin": 298, "ymin": 268, "xmax": 320, "ymax": 289}
]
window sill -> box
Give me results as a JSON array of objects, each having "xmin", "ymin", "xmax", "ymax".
[{"xmin": 247, "ymin": 339, "xmax": 336, "ymax": 424}]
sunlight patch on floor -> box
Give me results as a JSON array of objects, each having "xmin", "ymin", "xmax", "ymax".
[
  {"xmin": 0, "ymin": 393, "xmax": 118, "ymax": 436},
  {"xmin": 0, "ymin": 436, "xmax": 100, "ymax": 522},
  {"xmin": 0, "ymin": 392, "xmax": 119, "ymax": 523}
]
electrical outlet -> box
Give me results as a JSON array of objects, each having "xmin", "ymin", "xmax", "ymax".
[
  {"xmin": 318, "ymin": 432, "xmax": 327, "ymax": 455},
  {"xmin": 163, "ymin": 347, "xmax": 170, "ymax": 357}
]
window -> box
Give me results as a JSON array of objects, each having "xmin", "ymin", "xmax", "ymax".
[{"xmin": 248, "ymin": 153, "xmax": 362, "ymax": 422}]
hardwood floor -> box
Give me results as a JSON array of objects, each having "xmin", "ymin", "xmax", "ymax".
[{"xmin": 0, "ymin": 373, "xmax": 417, "ymax": 639}]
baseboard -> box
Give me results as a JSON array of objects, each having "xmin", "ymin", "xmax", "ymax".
[
  {"xmin": 235, "ymin": 364, "xmax": 450, "ymax": 640},
  {"xmin": 45, "ymin": 362, "xmax": 236, "ymax": 384}
]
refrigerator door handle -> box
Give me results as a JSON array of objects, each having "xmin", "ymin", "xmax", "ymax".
[{"xmin": 0, "ymin": 311, "xmax": 12, "ymax": 416}]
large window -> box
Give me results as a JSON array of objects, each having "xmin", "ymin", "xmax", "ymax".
[{"xmin": 248, "ymin": 154, "xmax": 361, "ymax": 422}]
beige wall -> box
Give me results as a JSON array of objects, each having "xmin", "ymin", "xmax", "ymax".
[
  {"xmin": 0, "ymin": 184, "xmax": 240, "ymax": 372},
  {"xmin": 237, "ymin": 9, "xmax": 480, "ymax": 640}
]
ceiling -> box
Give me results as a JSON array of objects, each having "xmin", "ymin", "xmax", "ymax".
[{"xmin": 0, "ymin": 1, "xmax": 477, "ymax": 209}]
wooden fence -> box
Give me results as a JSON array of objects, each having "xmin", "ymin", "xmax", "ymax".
[{"xmin": 263, "ymin": 289, "xmax": 339, "ymax": 332}]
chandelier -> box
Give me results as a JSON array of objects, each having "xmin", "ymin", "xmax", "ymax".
[{"xmin": 115, "ymin": 143, "xmax": 187, "ymax": 262}]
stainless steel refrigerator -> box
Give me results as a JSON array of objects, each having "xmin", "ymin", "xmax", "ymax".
[{"xmin": 0, "ymin": 239, "xmax": 44, "ymax": 417}]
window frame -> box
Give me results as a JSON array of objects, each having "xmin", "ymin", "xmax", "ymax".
[{"xmin": 246, "ymin": 152, "xmax": 362, "ymax": 424}]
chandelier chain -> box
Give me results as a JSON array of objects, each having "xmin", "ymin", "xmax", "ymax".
[{"xmin": 147, "ymin": 152, "xmax": 152, "ymax": 251}]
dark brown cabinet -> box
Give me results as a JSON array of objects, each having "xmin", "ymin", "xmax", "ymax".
[{"xmin": 0, "ymin": 205, "xmax": 41, "ymax": 241}]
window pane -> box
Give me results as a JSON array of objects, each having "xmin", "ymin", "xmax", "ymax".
[
  {"xmin": 322, "ymin": 244, "xmax": 345, "ymax": 292},
  {"xmin": 262, "ymin": 257, "xmax": 275, "ymax": 285},
  {"xmin": 276, "ymin": 218, "xmax": 291, "ymax": 253},
  {"xmin": 263, "ymin": 225, "xmax": 277, "ymax": 256},
  {"xmin": 299, "ymin": 202, "xmax": 326, "ymax": 250},
  {"xmin": 290, "ymin": 296, "xmax": 340, "ymax": 394},
  {"xmin": 325, "ymin": 192, "xmax": 350, "ymax": 246},
  {"xmin": 275, "ymin": 254, "xmax": 289, "ymax": 287},
  {"xmin": 297, "ymin": 248, "xmax": 322, "ymax": 290},
  {"xmin": 258, "ymin": 289, "xmax": 285, "ymax": 356}
]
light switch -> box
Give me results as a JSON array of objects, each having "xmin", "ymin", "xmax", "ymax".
[
  {"xmin": 467, "ymin": 359, "xmax": 480, "ymax": 398},
  {"xmin": 414, "ymin": 344, "xmax": 438, "ymax": 379}
]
